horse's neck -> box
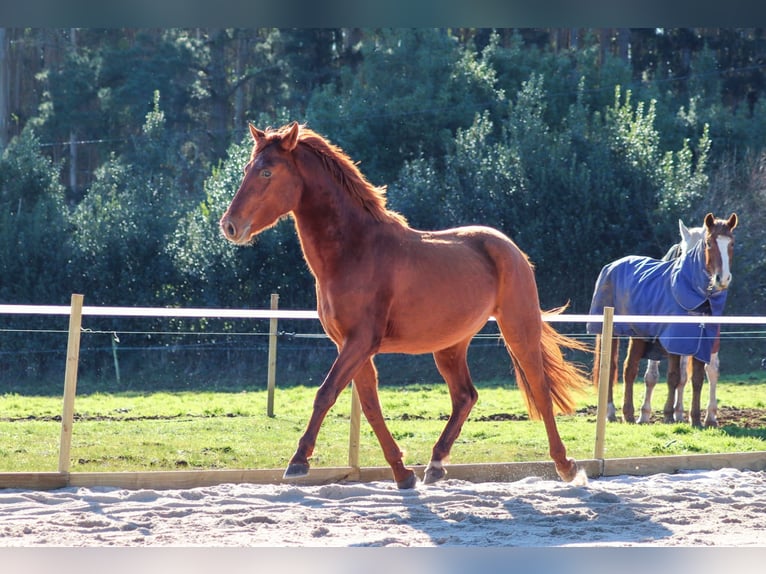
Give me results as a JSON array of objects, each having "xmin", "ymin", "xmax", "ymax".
[
  {"xmin": 680, "ymin": 227, "xmax": 704, "ymax": 254},
  {"xmin": 291, "ymin": 159, "xmax": 379, "ymax": 280},
  {"xmin": 671, "ymin": 237, "xmax": 716, "ymax": 309}
]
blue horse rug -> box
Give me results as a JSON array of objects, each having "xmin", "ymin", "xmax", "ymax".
[{"xmin": 587, "ymin": 236, "xmax": 726, "ymax": 363}]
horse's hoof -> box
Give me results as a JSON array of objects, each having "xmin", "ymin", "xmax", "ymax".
[
  {"xmin": 423, "ymin": 462, "xmax": 447, "ymax": 485},
  {"xmin": 283, "ymin": 462, "xmax": 310, "ymax": 479},
  {"xmin": 556, "ymin": 458, "xmax": 578, "ymax": 482},
  {"xmin": 396, "ymin": 470, "xmax": 418, "ymax": 490},
  {"xmin": 704, "ymin": 419, "xmax": 718, "ymax": 428}
]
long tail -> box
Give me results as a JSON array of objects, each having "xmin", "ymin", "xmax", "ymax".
[{"xmin": 509, "ymin": 305, "xmax": 593, "ymax": 420}]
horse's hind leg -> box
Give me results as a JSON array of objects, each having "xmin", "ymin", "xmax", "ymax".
[
  {"xmin": 495, "ymin": 312, "xmax": 576, "ymax": 482},
  {"xmin": 353, "ymin": 359, "xmax": 417, "ymax": 489},
  {"xmin": 424, "ymin": 340, "xmax": 478, "ymax": 485}
]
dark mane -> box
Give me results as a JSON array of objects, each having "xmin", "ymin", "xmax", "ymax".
[{"xmin": 262, "ymin": 124, "xmax": 407, "ymax": 226}]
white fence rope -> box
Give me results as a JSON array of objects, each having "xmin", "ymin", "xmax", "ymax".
[{"xmin": 1, "ymin": 304, "xmax": 765, "ymax": 325}]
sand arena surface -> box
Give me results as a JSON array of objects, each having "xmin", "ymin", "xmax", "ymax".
[{"xmin": 1, "ymin": 467, "xmax": 765, "ymax": 547}]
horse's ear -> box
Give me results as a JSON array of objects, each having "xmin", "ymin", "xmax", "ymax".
[
  {"xmin": 727, "ymin": 213, "xmax": 738, "ymax": 231},
  {"xmin": 704, "ymin": 213, "xmax": 715, "ymax": 229},
  {"xmin": 280, "ymin": 121, "xmax": 300, "ymax": 151},
  {"xmin": 249, "ymin": 123, "xmax": 266, "ymax": 142},
  {"xmin": 678, "ymin": 219, "xmax": 692, "ymax": 243}
]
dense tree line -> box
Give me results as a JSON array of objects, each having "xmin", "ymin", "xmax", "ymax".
[{"xmin": 2, "ymin": 28, "xmax": 766, "ymax": 384}]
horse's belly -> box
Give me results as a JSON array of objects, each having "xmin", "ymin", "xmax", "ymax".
[{"xmin": 379, "ymin": 297, "xmax": 495, "ymax": 354}]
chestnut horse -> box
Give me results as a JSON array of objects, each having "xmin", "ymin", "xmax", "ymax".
[
  {"xmin": 588, "ymin": 213, "xmax": 737, "ymax": 428},
  {"xmin": 640, "ymin": 221, "xmax": 721, "ymax": 426},
  {"xmin": 220, "ymin": 122, "xmax": 591, "ymax": 488}
]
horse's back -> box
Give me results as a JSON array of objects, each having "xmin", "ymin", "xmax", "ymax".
[
  {"xmin": 374, "ymin": 224, "xmax": 536, "ymax": 354},
  {"xmin": 587, "ymin": 255, "xmax": 674, "ymax": 334}
]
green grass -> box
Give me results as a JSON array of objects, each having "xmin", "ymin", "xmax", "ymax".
[{"xmin": 1, "ymin": 376, "xmax": 765, "ymax": 473}]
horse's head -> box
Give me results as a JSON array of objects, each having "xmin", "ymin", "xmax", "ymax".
[
  {"xmin": 702, "ymin": 212, "xmax": 738, "ymax": 291},
  {"xmin": 220, "ymin": 122, "xmax": 303, "ymax": 245}
]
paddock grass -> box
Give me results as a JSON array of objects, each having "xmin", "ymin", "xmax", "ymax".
[{"xmin": 1, "ymin": 375, "xmax": 765, "ymax": 473}]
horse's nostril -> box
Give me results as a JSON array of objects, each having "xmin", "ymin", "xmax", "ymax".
[{"xmin": 222, "ymin": 219, "xmax": 237, "ymax": 239}]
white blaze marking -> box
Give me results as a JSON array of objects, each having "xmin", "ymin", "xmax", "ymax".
[{"xmin": 717, "ymin": 236, "xmax": 732, "ymax": 286}]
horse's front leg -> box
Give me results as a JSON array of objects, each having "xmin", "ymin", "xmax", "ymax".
[
  {"xmin": 673, "ymin": 356, "xmax": 689, "ymax": 422},
  {"xmin": 622, "ymin": 339, "xmax": 645, "ymax": 423},
  {"xmin": 664, "ymin": 354, "xmax": 681, "ymax": 423},
  {"xmin": 704, "ymin": 352, "xmax": 720, "ymax": 427},
  {"xmin": 284, "ymin": 338, "xmax": 376, "ymax": 480},
  {"xmin": 353, "ymin": 359, "xmax": 417, "ymax": 489},
  {"xmin": 639, "ymin": 359, "xmax": 660, "ymax": 423},
  {"xmin": 689, "ymin": 358, "xmax": 706, "ymax": 428},
  {"xmin": 424, "ymin": 341, "xmax": 478, "ymax": 485}
]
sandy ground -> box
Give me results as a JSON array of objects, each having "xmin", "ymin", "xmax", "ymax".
[{"xmin": 1, "ymin": 467, "xmax": 765, "ymax": 547}]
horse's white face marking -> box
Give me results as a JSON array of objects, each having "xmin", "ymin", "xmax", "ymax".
[{"xmin": 716, "ymin": 235, "xmax": 733, "ymax": 288}]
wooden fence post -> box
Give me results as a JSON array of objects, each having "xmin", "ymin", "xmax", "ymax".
[
  {"xmin": 594, "ymin": 306, "xmax": 614, "ymax": 462},
  {"xmin": 266, "ymin": 293, "xmax": 279, "ymax": 417},
  {"xmin": 58, "ymin": 294, "xmax": 84, "ymax": 474}
]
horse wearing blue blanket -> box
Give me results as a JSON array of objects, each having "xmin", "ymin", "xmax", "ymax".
[{"xmin": 588, "ymin": 213, "xmax": 737, "ymax": 427}]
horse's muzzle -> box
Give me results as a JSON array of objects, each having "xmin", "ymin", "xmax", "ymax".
[
  {"xmin": 219, "ymin": 216, "xmax": 250, "ymax": 245},
  {"xmin": 713, "ymin": 273, "xmax": 732, "ymax": 290}
]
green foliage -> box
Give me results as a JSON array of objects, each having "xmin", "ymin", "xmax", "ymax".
[
  {"xmin": 68, "ymin": 92, "xmax": 185, "ymax": 305},
  {"xmin": 0, "ymin": 127, "xmax": 70, "ymax": 303},
  {"xmin": 305, "ymin": 29, "xmax": 502, "ymax": 184}
]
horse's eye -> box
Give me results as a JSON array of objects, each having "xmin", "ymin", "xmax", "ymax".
[{"xmin": 261, "ymin": 169, "xmax": 272, "ymax": 178}]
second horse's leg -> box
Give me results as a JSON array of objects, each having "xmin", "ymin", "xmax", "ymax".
[
  {"xmin": 607, "ymin": 337, "xmax": 620, "ymax": 422},
  {"xmin": 664, "ymin": 354, "xmax": 681, "ymax": 424},
  {"xmin": 673, "ymin": 356, "xmax": 689, "ymax": 422},
  {"xmin": 704, "ymin": 352, "xmax": 720, "ymax": 427},
  {"xmin": 639, "ymin": 359, "xmax": 660, "ymax": 424},
  {"xmin": 689, "ymin": 358, "xmax": 706, "ymax": 428},
  {"xmin": 622, "ymin": 339, "xmax": 647, "ymax": 423}
]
